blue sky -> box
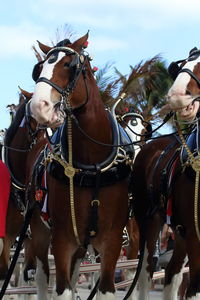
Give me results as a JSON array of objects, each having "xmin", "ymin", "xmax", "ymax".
[{"xmin": 1, "ymin": 0, "xmax": 200, "ymax": 130}]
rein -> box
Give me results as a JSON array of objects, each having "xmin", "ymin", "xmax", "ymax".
[{"xmin": 71, "ymin": 111, "xmax": 174, "ymax": 148}]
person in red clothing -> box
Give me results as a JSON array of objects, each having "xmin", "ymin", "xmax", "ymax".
[{"xmin": 0, "ymin": 160, "xmax": 10, "ymax": 256}]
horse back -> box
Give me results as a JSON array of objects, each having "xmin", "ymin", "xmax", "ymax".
[{"xmin": 131, "ymin": 135, "xmax": 181, "ymax": 218}]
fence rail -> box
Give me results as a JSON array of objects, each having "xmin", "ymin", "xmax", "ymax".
[{"xmin": 3, "ymin": 257, "xmax": 189, "ymax": 295}]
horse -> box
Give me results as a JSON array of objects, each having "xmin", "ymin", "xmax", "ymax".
[
  {"xmin": 130, "ymin": 132, "xmax": 181, "ymax": 299},
  {"xmin": 0, "ymin": 90, "xmax": 51, "ymax": 299},
  {"xmin": 131, "ymin": 47, "xmax": 200, "ymax": 300},
  {"xmin": 29, "ymin": 32, "xmax": 134, "ymax": 299},
  {"xmin": 161, "ymin": 48, "xmax": 200, "ymax": 299},
  {"xmin": 111, "ymin": 100, "xmax": 148, "ymax": 282}
]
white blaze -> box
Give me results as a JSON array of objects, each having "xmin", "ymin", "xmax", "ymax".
[
  {"xmin": 167, "ymin": 57, "xmax": 200, "ymax": 121},
  {"xmin": 30, "ymin": 52, "xmax": 66, "ymax": 124}
]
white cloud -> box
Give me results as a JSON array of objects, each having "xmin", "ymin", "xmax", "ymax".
[
  {"xmin": 31, "ymin": 0, "xmax": 200, "ymax": 32},
  {"xmin": 89, "ymin": 35, "xmax": 128, "ymax": 52},
  {"xmin": 0, "ymin": 22, "xmax": 47, "ymax": 59},
  {"xmin": 1, "ymin": 0, "xmax": 200, "ymax": 60}
]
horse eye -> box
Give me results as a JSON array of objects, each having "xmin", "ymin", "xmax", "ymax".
[{"xmin": 64, "ymin": 62, "xmax": 70, "ymax": 68}]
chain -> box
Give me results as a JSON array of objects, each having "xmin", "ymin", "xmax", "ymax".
[
  {"xmin": 176, "ymin": 120, "xmax": 200, "ymax": 241},
  {"xmin": 66, "ymin": 116, "xmax": 81, "ymax": 245},
  {"xmin": 50, "ymin": 118, "xmax": 81, "ymax": 245}
]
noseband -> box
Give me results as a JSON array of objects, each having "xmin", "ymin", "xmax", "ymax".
[{"xmin": 35, "ymin": 46, "xmax": 88, "ymax": 115}]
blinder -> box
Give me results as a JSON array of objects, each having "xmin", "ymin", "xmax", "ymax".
[
  {"xmin": 168, "ymin": 47, "xmax": 200, "ymax": 80},
  {"xmin": 32, "ymin": 46, "xmax": 84, "ymax": 83},
  {"xmin": 168, "ymin": 60, "xmax": 184, "ymax": 80},
  {"xmin": 32, "ymin": 61, "xmax": 44, "ymax": 82}
]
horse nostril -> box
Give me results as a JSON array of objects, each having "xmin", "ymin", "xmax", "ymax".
[
  {"xmin": 41, "ymin": 100, "xmax": 50, "ymax": 109},
  {"xmin": 186, "ymin": 89, "xmax": 191, "ymax": 95}
]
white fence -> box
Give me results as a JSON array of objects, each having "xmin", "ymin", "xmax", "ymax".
[{"xmin": 3, "ymin": 257, "xmax": 189, "ymax": 295}]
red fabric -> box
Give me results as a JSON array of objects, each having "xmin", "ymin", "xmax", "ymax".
[
  {"xmin": 0, "ymin": 160, "xmax": 10, "ymax": 237},
  {"xmin": 167, "ymin": 197, "xmax": 172, "ymax": 216}
]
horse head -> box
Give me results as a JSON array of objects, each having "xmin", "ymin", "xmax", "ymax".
[
  {"xmin": 4, "ymin": 88, "xmax": 47, "ymax": 187},
  {"xmin": 30, "ymin": 32, "xmax": 92, "ymax": 127},
  {"xmin": 167, "ymin": 47, "xmax": 200, "ymax": 121}
]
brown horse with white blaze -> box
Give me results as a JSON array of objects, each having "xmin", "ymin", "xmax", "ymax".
[
  {"xmin": 30, "ymin": 33, "xmax": 132, "ymax": 299},
  {"xmin": 131, "ymin": 48, "xmax": 200, "ymax": 300},
  {"xmin": 163, "ymin": 48, "xmax": 200, "ymax": 299}
]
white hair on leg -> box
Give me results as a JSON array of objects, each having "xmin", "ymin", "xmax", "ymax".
[
  {"xmin": 137, "ymin": 246, "xmax": 151, "ymax": 300},
  {"xmin": 35, "ymin": 258, "xmax": 49, "ymax": 300},
  {"xmin": 52, "ymin": 288, "xmax": 72, "ymax": 300},
  {"xmin": 163, "ymin": 256, "xmax": 188, "ymax": 300},
  {"xmin": 96, "ymin": 291, "xmax": 115, "ymax": 300},
  {"xmin": 187, "ymin": 294, "xmax": 200, "ymax": 299}
]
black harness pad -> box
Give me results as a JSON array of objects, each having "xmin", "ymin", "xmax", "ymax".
[
  {"xmin": 48, "ymin": 160, "xmax": 131, "ymax": 187},
  {"xmin": 181, "ymin": 130, "xmax": 198, "ymax": 163},
  {"xmin": 181, "ymin": 129, "xmax": 198, "ymax": 180}
]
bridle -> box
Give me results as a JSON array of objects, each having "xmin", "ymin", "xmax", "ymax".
[
  {"xmin": 168, "ymin": 49, "xmax": 200, "ymax": 91},
  {"xmin": 35, "ymin": 46, "xmax": 89, "ymax": 116}
]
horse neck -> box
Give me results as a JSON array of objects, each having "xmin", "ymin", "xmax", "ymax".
[
  {"xmin": 7, "ymin": 127, "xmax": 31, "ymax": 184},
  {"xmin": 8, "ymin": 126, "xmax": 46, "ymax": 185},
  {"xmin": 70, "ymin": 83, "xmax": 113, "ymax": 164}
]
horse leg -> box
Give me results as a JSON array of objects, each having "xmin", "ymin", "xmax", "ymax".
[
  {"xmin": 93, "ymin": 230, "xmax": 123, "ymax": 300},
  {"xmin": 23, "ymin": 238, "xmax": 37, "ymax": 282},
  {"xmin": 125, "ymin": 218, "xmax": 139, "ymax": 281},
  {"xmin": 163, "ymin": 230, "xmax": 187, "ymax": 300},
  {"xmin": 30, "ymin": 209, "xmax": 51, "ymax": 300},
  {"xmin": 51, "ymin": 230, "xmax": 79, "ymax": 300},
  {"xmin": 137, "ymin": 212, "xmax": 163, "ymax": 300},
  {"xmin": 185, "ymin": 235, "xmax": 200, "ymax": 299}
]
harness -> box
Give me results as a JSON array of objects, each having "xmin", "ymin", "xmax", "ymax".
[
  {"xmin": 3, "ymin": 101, "xmax": 44, "ymax": 213},
  {"xmin": 34, "ymin": 112, "xmax": 134, "ymax": 240},
  {"xmin": 145, "ymin": 136, "xmax": 181, "ymax": 218},
  {"xmin": 31, "ymin": 44, "xmax": 136, "ymax": 246}
]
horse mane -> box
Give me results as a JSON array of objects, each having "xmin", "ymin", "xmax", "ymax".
[{"xmin": 4, "ymin": 99, "xmax": 28, "ymax": 147}]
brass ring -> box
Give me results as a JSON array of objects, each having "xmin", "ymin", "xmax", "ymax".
[{"xmin": 91, "ymin": 199, "xmax": 100, "ymax": 206}]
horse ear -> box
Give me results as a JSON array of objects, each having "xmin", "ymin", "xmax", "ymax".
[
  {"xmin": 18, "ymin": 86, "xmax": 33, "ymax": 100},
  {"xmin": 37, "ymin": 40, "xmax": 52, "ymax": 54},
  {"xmin": 72, "ymin": 32, "xmax": 89, "ymax": 52}
]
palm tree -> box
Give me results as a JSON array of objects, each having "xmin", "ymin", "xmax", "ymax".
[{"xmin": 95, "ymin": 55, "xmax": 173, "ymax": 125}]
